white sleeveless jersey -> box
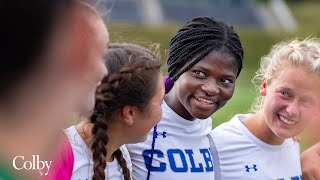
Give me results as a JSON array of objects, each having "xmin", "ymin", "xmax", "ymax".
[
  {"xmin": 209, "ymin": 114, "xmax": 302, "ymax": 180},
  {"xmin": 64, "ymin": 126, "xmax": 132, "ymax": 180},
  {"xmin": 126, "ymin": 101, "xmax": 215, "ymax": 180}
]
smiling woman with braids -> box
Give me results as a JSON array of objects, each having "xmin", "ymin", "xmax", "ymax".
[
  {"xmin": 126, "ymin": 16, "xmax": 244, "ymax": 180},
  {"xmin": 65, "ymin": 43, "xmax": 165, "ymax": 180}
]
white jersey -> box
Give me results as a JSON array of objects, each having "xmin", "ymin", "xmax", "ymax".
[
  {"xmin": 126, "ymin": 101, "xmax": 214, "ymax": 180},
  {"xmin": 64, "ymin": 126, "xmax": 132, "ymax": 180},
  {"xmin": 209, "ymin": 114, "xmax": 302, "ymax": 180}
]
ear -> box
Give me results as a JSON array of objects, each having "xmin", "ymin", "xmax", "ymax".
[
  {"xmin": 260, "ymin": 78, "xmax": 267, "ymax": 96},
  {"xmin": 121, "ymin": 105, "xmax": 135, "ymax": 126}
]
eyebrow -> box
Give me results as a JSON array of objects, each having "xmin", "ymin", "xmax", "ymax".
[
  {"xmin": 192, "ymin": 66, "xmax": 236, "ymax": 78},
  {"xmin": 223, "ymin": 75, "xmax": 237, "ymax": 79},
  {"xmin": 276, "ymin": 86, "xmax": 293, "ymax": 91},
  {"xmin": 275, "ymin": 87, "xmax": 293, "ymax": 94}
]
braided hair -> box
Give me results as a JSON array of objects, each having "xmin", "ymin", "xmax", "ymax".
[
  {"xmin": 165, "ymin": 16, "xmax": 244, "ymax": 93},
  {"xmin": 90, "ymin": 43, "xmax": 162, "ymax": 180}
]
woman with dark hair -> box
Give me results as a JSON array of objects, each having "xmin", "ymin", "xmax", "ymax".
[
  {"xmin": 65, "ymin": 43, "xmax": 164, "ymax": 180},
  {"xmin": 126, "ymin": 16, "xmax": 244, "ymax": 180}
]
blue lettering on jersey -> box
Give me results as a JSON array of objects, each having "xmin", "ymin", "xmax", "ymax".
[
  {"xmin": 185, "ymin": 149, "xmax": 204, "ymax": 172},
  {"xmin": 200, "ymin": 149, "xmax": 214, "ymax": 172},
  {"xmin": 143, "ymin": 149, "xmax": 166, "ymax": 172},
  {"xmin": 245, "ymin": 164, "xmax": 258, "ymax": 172},
  {"xmin": 277, "ymin": 175, "xmax": 302, "ymax": 180},
  {"xmin": 290, "ymin": 176, "xmax": 301, "ymax": 180},
  {"xmin": 142, "ymin": 148, "xmax": 213, "ymax": 173},
  {"xmin": 168, "ymin": 149, "xmax": 188, "ymax": 172}
]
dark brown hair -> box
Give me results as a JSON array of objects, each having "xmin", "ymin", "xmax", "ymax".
[
  {"xmin": 90, "ymin": 43, "xmax": 162, "ymax": 180},
  {"xmin": 0, "ymin": 0, "xmax": 73, "ymax": 101}
]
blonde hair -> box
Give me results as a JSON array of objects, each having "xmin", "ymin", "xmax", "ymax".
[{"xmin": 251, "ymin": 37, "xmax": 320, "ymax": 112}]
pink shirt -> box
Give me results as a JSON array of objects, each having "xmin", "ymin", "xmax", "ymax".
[{"xmin": 44, "ymin": 135, "xmax": 74, "ymax": 180}]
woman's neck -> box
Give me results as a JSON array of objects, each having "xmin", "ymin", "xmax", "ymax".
[
  {"xmin": 242, "ymin": 112, "xmax": 284, "ymax": 145},
  {"xmin": 164, "ymin": 93, "xmax": 195, "ymax": 121}
]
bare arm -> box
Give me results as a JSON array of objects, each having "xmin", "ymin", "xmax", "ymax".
[{"xmin": 301, "ymin": 142, "xmax": 320, "ymax": 180}]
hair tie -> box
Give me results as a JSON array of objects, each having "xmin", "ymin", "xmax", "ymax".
[{"xmin": 164, "ymin": 76, "xmax": 174, "ymax": 94}]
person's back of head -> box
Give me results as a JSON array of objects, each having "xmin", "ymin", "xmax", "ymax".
[
  {"xmin": 90, "ymin": 43, "xmax": 163, "ymax": 180},
  {"xmin": 95, "ymin": 43, "xmax": 162, "ymax": 115}
]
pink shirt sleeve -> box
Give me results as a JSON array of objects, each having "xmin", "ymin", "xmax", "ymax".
[{"xmin": 44, "ymin": 135, "xmax": 74, "ymax": 180}]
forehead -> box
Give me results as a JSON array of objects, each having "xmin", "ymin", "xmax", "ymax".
[
  {"xmin": 272, "ymin": 67, "xmax": 320, "ymax": 97},
  {"xmin": 189, "ymin": 51, "xmax": 238, "ymax": 76},
  {"xmin": 91, "ymin": 17, "xmax": 108, "ymax": 40},
  {"xmin": 83, "ymin": 12, "xmax": 108, "ymax": 46},
  {"xmin": 273, "ymin": 67, "xmax": 319, "ymax": 84}
]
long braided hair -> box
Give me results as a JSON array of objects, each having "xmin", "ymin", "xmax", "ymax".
[
  {"xmin": 164, "ymin": 16, "xmax": 244, "ymax": 93},
  {"xmin": 90, "ymin": 43, "xmax": 162, "ymax": 180}
]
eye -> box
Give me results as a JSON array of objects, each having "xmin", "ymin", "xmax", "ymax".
[
  {"xmin": 280, "ymin": 91, "xmax": 289, "ymax": 98},
  {"xmin": 193, "ymin": 70, "xmax": 206, "ymax": 78},
  {"xmin": 301, "ymin": 99, "xmax": 312, "ymax": 108},
  {"xmin": 221, "ymin": 78, "xmax": 233, "ymax": 84}
]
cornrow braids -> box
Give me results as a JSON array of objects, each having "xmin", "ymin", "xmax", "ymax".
[
  {"xmin": 167, "ymin": 16, "xmax": 244, "ymax": 83},
  {"xmin": 90, "ymin": 43, "xmax": 162, "ymax": 179},
  {"xmin": 114, "ymin": 149, "xmax": 131, "ymax": 180}
]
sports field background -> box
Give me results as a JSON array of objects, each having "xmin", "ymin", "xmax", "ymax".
[{"xmin": 107, "ymin": 2, "xmax": 320, "ymax": 151}]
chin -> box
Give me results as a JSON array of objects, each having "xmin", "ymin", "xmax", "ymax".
[
  {"xmin": 129, "ymin": 136, "xmax": 148, "ymax": 144},
  {"xmin": 274, "ymin": 131, "xmax": 292, "ymax": 140},
  {"xmin": 139, "ymin": 135, "xmax": 148, "ymax": 143},
  {"xmin": 194, "ymin": 108, "xmax": 219, "ymax": 120},
  {"xmin": 192, "ymin": 112, "xmax": 212, "ymax": 120}
]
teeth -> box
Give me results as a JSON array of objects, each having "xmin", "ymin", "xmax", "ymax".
[
  {"xmin": 279, "ymin": 116, "xmax": 296, "ymax": 125},
  {"xmin": 195, "ymin": 97, "xmax": 215, "ymax": 105}
]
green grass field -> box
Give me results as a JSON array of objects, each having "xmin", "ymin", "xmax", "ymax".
[{"xmin": 106, "ymin": 2, "xmax": 320, "ymax": 151}]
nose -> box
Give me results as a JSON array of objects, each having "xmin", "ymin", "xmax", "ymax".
[
  {"xmin": 202, "ymin": 81, "xmax": 220, "ymax": 96},
  {"xmin": 286, "ymin": 100, "xmax": 299, "ymax": 118}
]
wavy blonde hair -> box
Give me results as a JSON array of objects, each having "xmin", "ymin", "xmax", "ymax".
[{"xmin": 251, "ymin": 37, "xmax": 320, "ymax": 112}]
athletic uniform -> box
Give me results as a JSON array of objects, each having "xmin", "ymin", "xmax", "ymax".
[
  {"xmin": 209, "ymin": 114, "xmax": 302, "ymax": 180},
  {"xmin": 126, "ymin": 101, "xmax": 214, "ymax": 180},
  {"xmin": 64, "ymin": 126, "xmax": 132, "ymax": 180}
]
